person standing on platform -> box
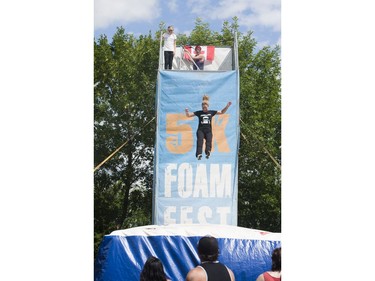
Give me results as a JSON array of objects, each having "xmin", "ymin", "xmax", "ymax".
[
  {"xmin": 255, "ymin": 247, "xmax": 281, "ymax": 281},
  {"xmin": 185, "ymin": 95, "xmax": 232, "ymax": 160},
  {"xmin": 162, "ymin": 25, "xmax": 177, "ymax": 70},
  {"xmin": 186, "ymin": 236, "xmax": 235, "ymax": 281}
]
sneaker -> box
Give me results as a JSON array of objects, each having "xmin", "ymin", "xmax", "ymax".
[
  {"xmin": 206, "ymin": 151, "xmax": 211, "ymax": 159},
  {"xmin": 197, "ymin": 154, "xmax": 202, "ymax": 160}
]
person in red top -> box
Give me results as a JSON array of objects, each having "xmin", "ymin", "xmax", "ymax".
[
  {"xmin": 191, "ymin": 45, "xmax": 205, "ymax": 70},
  {"xmin": 255, "ymin": 247, "xmax": 281, "ymax": 281}
]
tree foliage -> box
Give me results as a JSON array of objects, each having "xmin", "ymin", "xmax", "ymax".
[{"xmin": 94, "ymin": 18, "xmax": 281, "ymax": 257}]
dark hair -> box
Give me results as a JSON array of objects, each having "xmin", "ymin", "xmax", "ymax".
[
  {"xmin": 198, "ymin": 236, "xmax": 219, "ymax": 262},
  {"xmin": 271, "ymin": 247, "xmax": 281, "ymax": 271},
  {"xmin": 140, "ymin": 256, "xmax": 168, "ymax": 281},
  {"xmin": 195, "ymin": 45, "xmax": 202, "ymax": 51}
]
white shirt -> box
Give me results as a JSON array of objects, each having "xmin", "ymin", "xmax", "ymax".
[{"xmin": 163, "ymin": 33, "xmax": 177, "ymax": 51}]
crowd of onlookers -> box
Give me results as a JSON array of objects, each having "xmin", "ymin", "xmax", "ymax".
[{"xmin": 140, "ymin": 236, "xmax": 281, "ymax": 281}]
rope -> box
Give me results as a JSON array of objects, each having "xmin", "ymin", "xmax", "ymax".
[
  {"xmin": 240, "ymin": 118, "xmax": 281, "ymax": 170},
  {"xmin": 93, "ymin": 117, "xmax": 156, "ymax": 172}
]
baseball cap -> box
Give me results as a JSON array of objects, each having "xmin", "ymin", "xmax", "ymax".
[{"xmin": 198, "ymin": 236, "xmax": 218, "ymax": 255}]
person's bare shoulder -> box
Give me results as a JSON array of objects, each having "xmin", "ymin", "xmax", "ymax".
[
  {"xmin": 255, "ymin": 273, "xmax": 265, "ymax": 281},
  {"xmin": 225, "ymin": 266, "xmax": 236, "ymax": 281},
  {"xmin": 186, "ymin": 266, "xmax": 206, "ymax": 281}
]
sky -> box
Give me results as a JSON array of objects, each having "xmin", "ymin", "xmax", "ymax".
[{"xmin": 94, "ymin": 0, "xmax": 281, "ymax": 48}]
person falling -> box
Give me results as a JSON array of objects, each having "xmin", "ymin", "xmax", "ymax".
[{"xmin": 185, "ymin": 95, "xmax": 232, "ymax": 160}]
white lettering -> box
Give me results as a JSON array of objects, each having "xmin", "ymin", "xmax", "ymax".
[
  {"xmin": 177, "ymin": 163, "xmax": 193, "ymax": 198},
  {"xmin": 164, "ymin": 164, "xmax": 177, "ymax": 197},
  {"xmin": 193, "ymin": 164, "xmax": 209, "ymax": 197},
  {"xmin": 181, "ymin": 206, "xmax": 193, "ymax": 223},
  {"xmin": 210, "ymin": 164, "xmax": 232, "ymax": 197},
  {"xmin": 217, "ymin": 207, "xmax": 231, "ymax": 224},
  {"xmin": 162, "ymin": 205, "xmax": 231, "ymax": 224},
  {"xmin": 198, "ymin": 206, "xmax": 212, "ymax": 224},
  {"xmin": 164, "ymin": 206, "xmax": 176, "ymax": 224},
  {"xmin": 164, "ymin": 163, "xmax": 232, "ymax": 198}
]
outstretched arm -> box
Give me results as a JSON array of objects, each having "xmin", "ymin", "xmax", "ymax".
[
  {"xmin": 217, "ymin": 101, "xmax": 232, "ymax": 115},
  {"xmin": 185, "ymin": 108, "xmax": 195, "ymax": 117}
]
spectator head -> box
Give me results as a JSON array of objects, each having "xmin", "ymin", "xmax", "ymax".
[
  {"xmin": 197, "ymin": 236, "xmax": 219, "ymax": 262},
  {"xmin": 140, "ymin": 256, "xmax": 168, "ymax": 281},
  {"xmin": 271, "ymin": 247, "xmax": 281, "ymax": 271}
]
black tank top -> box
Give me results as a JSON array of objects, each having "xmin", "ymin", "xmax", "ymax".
[{"xmin": 199, "ymin": 261, "xmax": 231, "ymax": 281}]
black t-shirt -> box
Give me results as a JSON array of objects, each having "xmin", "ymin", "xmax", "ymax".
[{"xmin": 194, "ymin": 110, "xmax": 218, "ymax": 130}]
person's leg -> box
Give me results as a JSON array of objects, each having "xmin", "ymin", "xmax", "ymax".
[
  {"xmin": 196, "ymin": 130, "xmax": 204, "ymax": 158},
  {"xmin": 164, "ymin": 51, "xmax": 171, "ymax": 69},
  {"xmin": 205, "ymin": 130, "xmax": 213, "ymax": 157},
  {"xmin": 164, "ymin": 51, "xmax": 168, "ymax": 69},
  {"xmin": 169, "ymin": 52, "xmax": 174, "ymax": 69},
  {"xmin": 165, "ymin": 51, "xmax": 174, "ymax": 69}
]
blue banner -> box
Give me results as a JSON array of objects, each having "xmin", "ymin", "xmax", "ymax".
[{"xmin": 154, "ymin": 70, "xmax": 239, "ymax": 225}]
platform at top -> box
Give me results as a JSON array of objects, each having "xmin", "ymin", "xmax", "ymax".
[{"xmin": 160, "ymin": 46, "xmax": 235, "ymax": 71}]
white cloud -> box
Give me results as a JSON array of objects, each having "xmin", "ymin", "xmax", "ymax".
[
  {"xmin": 239, "ymin": 0, "xmax": 281, "ymax": 32},
  {"xmin": 167, "ymin": 0, "xmax": 178, "ymax": 13},
  {"xmin": 95, "ymin": 0, "xmax": 161, "ymax": 29},
  {"xmin": 187, "ymin": 0, "xmax": 280, "ymax": 32}
]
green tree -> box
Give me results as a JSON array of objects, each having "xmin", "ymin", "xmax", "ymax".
[
  {"xmin": 237, "ymin": 34, "xmax": 281, "ymax": 231},
  {"xmin": 94, "ymin": 27, "xmax": 159, "ymax": 255}
]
